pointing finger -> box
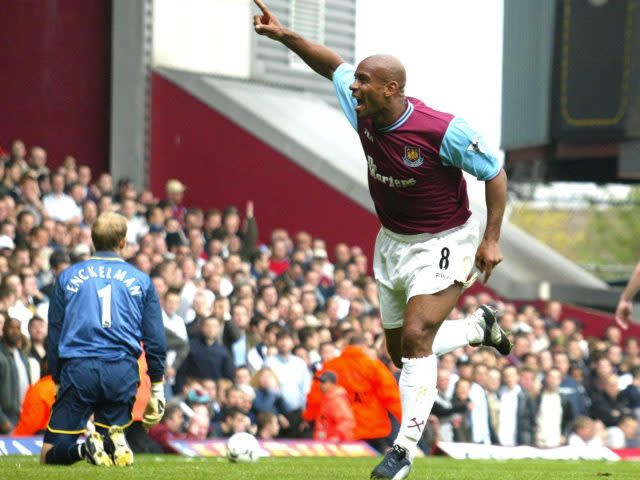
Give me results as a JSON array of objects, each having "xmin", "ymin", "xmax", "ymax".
[
  {"xmin": 254, "ymin": 0, "xmax": 269, "ymax": 14},
  {"xmin": 483, "ymin": 264, "xmax": 493, "ymax": 284}
]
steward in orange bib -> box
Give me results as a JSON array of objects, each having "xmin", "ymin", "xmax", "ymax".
[{"xmin": 304, "ymin": 336, "xmax": 401, "ymax": 451}]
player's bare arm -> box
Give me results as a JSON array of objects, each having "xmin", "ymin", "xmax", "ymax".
[
  {"xmin": 475, "ymin": 169, "xmax": 507, "ymax": 283},
  {"xmin": 615, "ymin": 261, "xmax": 640, "ymax": 329},
  {"xmin": 253, "ymin": 0, "xmax": 344, "ymax": 80}
]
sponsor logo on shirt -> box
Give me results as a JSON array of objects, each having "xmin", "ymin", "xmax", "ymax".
[
  {"xmin": 403, "ymin": 146, "xmax": 424, "ymax": 167},
  {"xmin": 367, "ymin": 156, "xmax": 416, "ymax": 188},
  {"xmin": 364, "ymin": 129, "xmax": 374, "ymax": 142}
]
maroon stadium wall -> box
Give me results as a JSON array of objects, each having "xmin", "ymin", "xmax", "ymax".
[
  {"xmin": 0, "ymin": 0, "xmax": 112, "ymax": 173},
  {"xmin": 150, "ymin": 72, "xmax": 381, "ymax": 261}
]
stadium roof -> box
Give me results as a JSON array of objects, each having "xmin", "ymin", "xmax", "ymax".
[{"xmin": 157, "ymin": 67, "xmax": 614, "ymax": 307}]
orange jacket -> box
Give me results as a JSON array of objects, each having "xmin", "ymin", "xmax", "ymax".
[
  {"xmin": 132, "ymin": 352, "xmax": 151, "ymax": 422},
  {"xmin": 13, "ymin": 375, "xmax": 56, "ymax": 436},
  {"xmin": 304, "ymin": 346, "xmax": 401, "ymax": 440},
  {"xmin": 314, "ymin": 385, "xmax": 356, "ymax": 441}
]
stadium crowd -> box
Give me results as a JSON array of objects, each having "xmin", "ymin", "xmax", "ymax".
[{"xmin": 0, "ymin": 139, "xmax": 639, "ymax": 455}]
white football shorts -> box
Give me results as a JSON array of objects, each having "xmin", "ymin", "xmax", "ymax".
[{"xmin": 373, "ymin": 217, "xmax": 480, "ymax": 329}]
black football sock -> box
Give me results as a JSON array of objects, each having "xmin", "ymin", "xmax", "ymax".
[{"xmin": 45, "ymin": 442, "xmax": 83, "ymax": 465}]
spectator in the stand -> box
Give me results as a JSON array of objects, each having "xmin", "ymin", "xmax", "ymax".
[
  {"xmin": 498, "ymin": 365, "xmax": 536, "ymax": 446},
  {"xmin": 265, "ymin": 330, "xmax": 311, "ymax": 437},
  {"xmin": 147, "ymin": 403, "xmax": 185, "ymax": 453},
  {"xmin": 620, "ymin": 367, "xmax": 640, "ymax": 416},
  {"xmin": 248, "ymin": 321, "xmax": 281, "ymax": 372},
  {"xmin": 177, "ymin": 316, "xmax": 234, "ymax": 389},
  {"xmin": 40, "ymin": 251, "xmax": 70, "ymax": 298},
  {"xmin": 42, "ymin": 172, "xmax": 81, "ymax": 223},
  {"xmin": 223, "ymin": 303, "xmax": 252, "ymax": 368},
  {"xmin": 567, "ymin": 416, "xmax": 603, "ymax": 447},
  {"xmin": 531, "ymin": 319, "xmax": 550, "ymax": 353},
  {"xmin": 28, "ymin": 146, "xmax": 49, "ymax": 176},
  {"xmin": 269, "ymin": 238, "xmax": 290, "ymax": 277},
  {"xmin": 432, "ymin": 368, "xmax": 465, "ymax": 442},
  {"xmin": 184, "ymin": 290, "xmax": 213, "ymax": 338},
  {"xmin": 17, "ymin": 173, "xmax": 46, "ymax": 225},
  {"xmin": 203, "ymin": 208, "xmax": 222, "ymax": 246},
  {"xmin": 162, "ymin": 288, "xmax": 188, "ymax": 343},
  {"xmin": 333, "ymin": 243, "xmax": 351, "ymax": 270},
  {"xmin": 165, "ymin": 179, "xmax": 187, "ymax": 224},
  {"xmin": 543, "ymin": 300, "xmax": 562, "ymax": 328},
  {"xmin": 604, "ymin": 325, "xmax": 623, "ymax": 347},
  {"xmin": 304, "ymin": 336, "xmax": 401, "ymax": 453},
  {"xmin": 298, "ymin": 326, "xmax": 321, "ymax": 369},
  {"xmin": 312, "ymin": 371, "xmax": 355, "ymax": 441},
  {"xmin": 4, "ymin": 273, "xmax": 33, "ymax": 331},
  {"xmin": 590, "ymin": 374, "xmax": 630, "ymax": 427},
  {"xmin": 450, "ymin": 378, "xmax": 473, "ymax": 443},
  {"xmin": 27, "ymin": 316, "xmax": 47, "ymax": 377},
  {"xmin": 485, "ymin": 367, "xmax": 501, "ymax": 440},
  {"xmin": 213, "ymin": 407, "xmax": 252, "ymax": 438},
  {"xmin": 536, "ymin": 368, "xmax": 574, "ymax": 447},
  {"xmin": 555, "ymin": 351, "xmax": 590, "ymax": 417},
  {"xmin": 256, "ymin": 411, "xmax": 280, "ymax": 440},
  {"xmin": 508, "ymin": 333, "xmax": 531, "ymax": 367},
  {"xmin": 9, "ymin": 140, "xmax": 27, "ymax": 168},
  {"xmin": 606, "ymin": 415, "xmax": 639, "ymax": 449},
  {"xmin": 0, "ymin": 317, "xmax": 32, "ymax": 432},
  {"xmin": 121, "ymin": 198, "xmax": 148, "ymax": 244},
  {"xmin": 468, "ymin": 363, "xmax": 491, "ymax": 444}
]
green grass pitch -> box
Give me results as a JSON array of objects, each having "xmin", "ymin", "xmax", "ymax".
[{"xmin": 0, "ymin": 455, "xmax": 637, "ymax": 480}]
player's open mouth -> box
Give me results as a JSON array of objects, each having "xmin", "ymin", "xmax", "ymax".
[{"xmin": 354, "ymin": 97, "xmax": 365, "ymax": 113}]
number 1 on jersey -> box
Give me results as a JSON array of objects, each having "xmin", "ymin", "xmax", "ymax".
[{"xmin": 97, "ymin": 284, "xmax": 112, "ymax": 328}]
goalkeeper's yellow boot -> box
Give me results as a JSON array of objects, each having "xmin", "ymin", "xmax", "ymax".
[
  {"xmin": 108, "ymin": 426, "xmax": 134, "ymax": 467},
  {"xmin": 83, "ymin": 432, "xmax": 113, "ymax": 466}
]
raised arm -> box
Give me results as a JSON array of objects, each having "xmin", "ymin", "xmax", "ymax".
[{"xmin": 253, "ymin": 0, "xmax": 344, "ymax": 80}]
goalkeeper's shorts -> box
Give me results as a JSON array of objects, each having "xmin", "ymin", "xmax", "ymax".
[{"xmin": 44, "ymin": 356, "xmax": 139, "ymax": 442}]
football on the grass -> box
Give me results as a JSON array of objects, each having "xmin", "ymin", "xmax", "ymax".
[{"xmin": 226, "ymin": 432, "xmax": 260, "ymax": 463}]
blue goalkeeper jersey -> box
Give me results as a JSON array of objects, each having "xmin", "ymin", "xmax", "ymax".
[{"xmin": 47, "ymin": 251, "xmax": 166, "ymax": 383}]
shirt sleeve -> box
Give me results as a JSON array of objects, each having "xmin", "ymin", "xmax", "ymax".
[
  {"xmin": 332, "ymin": 63, "xmax": 358, "ymax": 130},
  {"xmin": 46, "ymin": 278, "xmax": 65, "ymax": 384},
  {"xmin": 141, "ymin": 280, "xmax": 167, "ymax": 383},
  {"xmin": 439, "ymin": 116, "xmax": 501, "ymax": 181}
]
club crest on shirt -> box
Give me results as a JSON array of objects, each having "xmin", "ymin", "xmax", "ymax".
[{"xmin": 403, "ymin": 146, "xmax": 424, "ymax": 167}]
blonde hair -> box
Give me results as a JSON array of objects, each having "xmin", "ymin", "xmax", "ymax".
[{"xmin": 91, "ymin": 212, "xmax": 127, "ymax": 251}]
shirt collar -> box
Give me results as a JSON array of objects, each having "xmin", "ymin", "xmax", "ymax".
[
  {"xmin": 90, "ymin": 251, "xmax": 125, "ymax": 262},
  {"xmin": 378, "ymin": 99, "xmax": 414, "ymax": 133}
]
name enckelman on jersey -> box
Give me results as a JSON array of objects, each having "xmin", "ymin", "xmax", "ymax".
[{"xmin": 64, "ymin": 265, "xmax": 142, "ymax": 296}]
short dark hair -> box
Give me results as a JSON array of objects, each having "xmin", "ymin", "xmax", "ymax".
[
  {"xmin": 276, "ymin": 330, "xmax": 293, "ymax": 341},
  {"xmin": 163, "ymin": 403, "xmax": 182, "ymax": 423},
  {"xmin": 164, "ymin": 287, "xmax": 181, "ymax": 298}
]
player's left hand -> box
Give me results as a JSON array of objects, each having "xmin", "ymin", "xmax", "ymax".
[
  {"xmin": 143, "ymin": 382, "xmax": 166, "ymax": 428},
  {"xmin": 475, "ymin": 239, "xmax": 503, "ymax": 283}
]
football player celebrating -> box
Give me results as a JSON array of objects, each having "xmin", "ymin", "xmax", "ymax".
[{"xmin": 253, "ymin": 1, "xmax": 511, "ymax": 478}]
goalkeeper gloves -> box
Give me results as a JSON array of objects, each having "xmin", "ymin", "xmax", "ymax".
[{"xmin": 143, "ymin": 382, "xmax": 166, "ymax": 428}]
